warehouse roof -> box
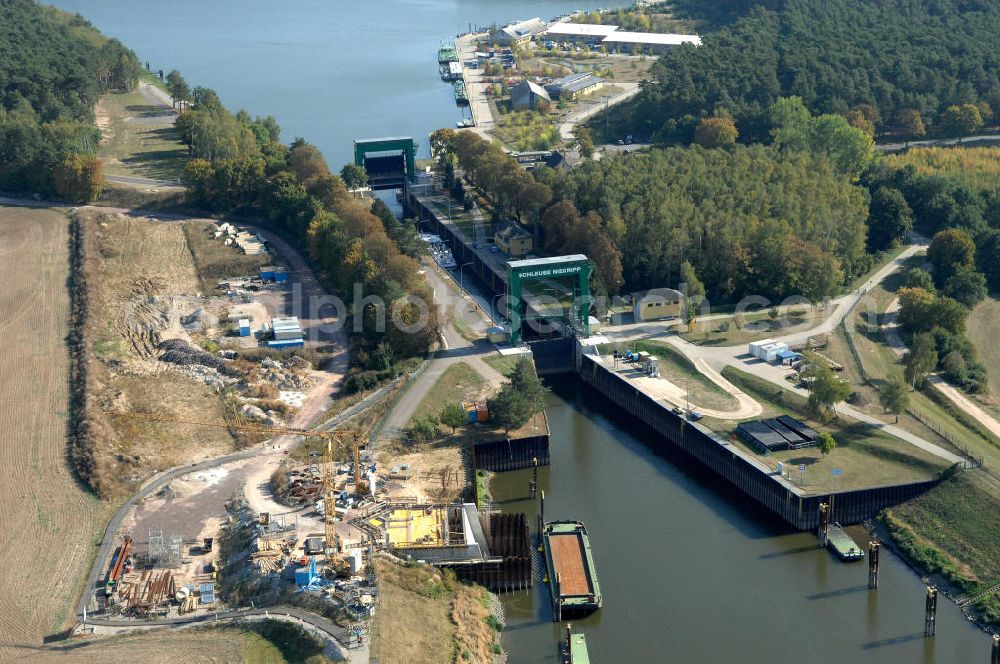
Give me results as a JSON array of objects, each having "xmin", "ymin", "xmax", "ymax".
[
  {"xmin": 601, "ymin": 31, "xmax": 702, "ymax": 46},
  {"xmin": 544, "ymin": 22, "xmax": 620, "ymax": 37}
]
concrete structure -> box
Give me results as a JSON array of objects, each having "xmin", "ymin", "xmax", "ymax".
[
  {"xmin": 633, "ymin": 288, "xmax": 683, "ymax": 322},
  {"xmin": 545, "ymin": 72, "xmax": 605, "ymax": 100},
  {"xmin": 601, "ymin": 31, "xmax": 701, "ymax": 54},
  {"xmin": 494, "ymin": 223, "xmax": 533, "ymax": 257},
  {"xmin": 353, "ymin": 136, "xmax": 416, "ymax": 187},
  {"xmin": 543, "ymin": 22, "xmax": 619, "ymax": 42},
  {"xmin": 510, "ymin": 80, "xmax": 551, "ymax": 110},
  {"xmin": 491, "ymin": 18, "xmax": 547, "ymax": 46},
  {"xmin": 506, "ymin": 255, "xmax": 592, "ymax": 344}
]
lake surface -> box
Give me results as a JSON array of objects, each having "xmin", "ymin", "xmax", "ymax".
[
  {"xmin": 51, "ymin": 1, "xmax": 993, "ymax": 660},
  {"xmin": 490, "ymin": 378, "xmax": 989, "ymax": 662},
  {"xmin": 50, "ymin": 0, "xmax": 618, "ymax": 166}
]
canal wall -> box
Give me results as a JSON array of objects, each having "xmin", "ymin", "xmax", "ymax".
[
  {"xmin": 575, "ymin": 350, "xmax": 940, "ymax": 531},
  {"xmin": 473, "ymin": 412, "xmax": 551, "ymax": 472},
  {"xmin": 404, "ymin": 184, "xmax": 508, "ymax": 296}
]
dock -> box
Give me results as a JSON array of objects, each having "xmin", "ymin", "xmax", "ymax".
[
  {"xmin": 827, "ymin": 523, "xmax": 865, "ymax": 561},
  {"xmin": 543, "ymin": 521, "xmax": 602, "ymax": 620}
]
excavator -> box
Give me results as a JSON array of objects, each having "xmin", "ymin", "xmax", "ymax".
[{"xmin": 118, "ymin": 412, "xmax": 369, "ymax": 560}]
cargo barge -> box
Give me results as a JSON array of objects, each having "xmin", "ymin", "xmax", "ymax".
[
  {"xmin": 828, "ymin": 523, "xmax": 865, "ymax": 561},
  {"xmin": 438, "ymin": 45, "xmax": 459, "ymax": 64},
  {"xmin": 543, "ymin": 520, "xmax": 602, "ymax": 620}
]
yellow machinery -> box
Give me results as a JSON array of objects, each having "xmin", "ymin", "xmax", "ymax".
[{"xmin": 120, "ymin": 413, "xmax": 366, "ymax": 561}]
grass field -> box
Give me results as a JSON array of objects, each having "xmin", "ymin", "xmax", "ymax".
[
  {"xmin": 967, "ymin": 295, "xmax": 1000, "ymax": 398},
  {"xmin": 20, "ymin": 627, "xmax": 247, "ymax": 662},
  {"xmin": 370, "ymin": 560, "xmax": 498, "ymax": 664},
  {"xmin": 407, "ymin": 362, "xmax": 488, "ymax": 427},
  {"xmin": 601, "ymin": 340, "xmax": 738, "ymax": 411},
  {"xmin": 676, "ymin": 307, "xmax": 822, "ymax": 346},
  {"xmin": 483, "ymin": 354, "xmax": 520, "ymax": 377},
  {"xmin": 95, "ymin": 88, "xmax": 187, "ymax": 181},
  {"xmin": 721, "ymin": 367, "xmax": 947, "ymax": 491},
  {"xmin": 0, "ymin": 207, "xmax": 110, "ymax": 655}
]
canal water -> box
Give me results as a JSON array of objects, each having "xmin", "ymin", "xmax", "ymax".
[
  {"xmin": 49, "ymin": 0, "xmax": 617, "ymax": 166},
  {"xmin": 490, "ymin": 377, "xmax": 990, "ymax": 662}
]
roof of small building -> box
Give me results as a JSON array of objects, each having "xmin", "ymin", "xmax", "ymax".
[
  {"xmin": 601, "ymin": 31, "xmax": 702, "ymax": 46},
  {"xmin": 511, "ymin": 80, "xmax": 551, "ymax": 102},
  {"xmin": 496, "ymin": 223, "xmax": 532, "ymax": 239},
  {"xmin": 500, "ymin": 17, "xmax": 548, "ymax": 40}
]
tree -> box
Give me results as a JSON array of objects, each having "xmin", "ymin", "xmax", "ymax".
[
  {"xmin": 406, "ymin": 415, "xmax": 439, "ymax": 443},
  {"xmin": 879, "ymin": 377, "xmax": 910, "ymax": 423},
  {"xmin": 509, "ymin": 356, "xmax": 545, "ymax": 411},
  {"xmin": 896, "ymin": 109, "xmax": 926, "ymax": 145},
  {"xmin": 976, "ymin": 229, "xmax": 1000, "ymax": 291},
  {"xmin": 929, "ymin": 296, "xmax": 969, "ymax": 335},
  {"xmin": 928, "ymin": 228, "xmax": 976, "ymax": 287},
  {"xmin": 53, "ymin": 153, "xmax": 103, "ymax": 202},
  {"xmin": 802, "ymin": 354, "xmax": 851, "ymax": 421},
  {"xmin": 340, "ymin": 163, "xmax": 368, "ymax": 190},
  {"xmin": 867, "ymin": 187, "xmax": 913, "ymax": 251},
  {"xmin": 694, "ymin": 116, "xmax": 738, "ymax": 148},
  {"xmin": 901, "ymin": 268, "xmax": 935, "ymax": 293},
  {"xmin": 942, "ymin": 267, "xmax": 988, "ymax": 308},
  {"xmin": 938, "ymin": 104, "xmax": 983, "ymax": 139},
  {"xmin": 897, "ymin": 287, "xmax": 936, "ymax": 332},
  {"xmin": 816, "ymin": 432, "xmax": 837, "ymax": 456},
  {"xmin": 576, "ymin": 127, "xmax": 594, "ymax": 160},
  {"xmin": 165, "ymin": 70, "xmax": 190, "ymax": 110},
  {"xmin": 679, "ymin": 260, "xmax": 705, "ymax": 321},
  {"xmin": 439, "ymin": 403, "xmax": 468, "ymax": 434},
  {"xmin": 904, "ymin": 332, "xmax": 938, "ymax": 387},
  {"xmin": 489, "ymin": 384, "xmax": 532, "ymax": 434}
]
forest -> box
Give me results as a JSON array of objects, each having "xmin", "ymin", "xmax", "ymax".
[
  {"xmin": 618, "ymin": 0, "xmax": 1000, "ymax": 145},
  {"xmin": 0, "ymin": 0, "xmax": 141, "ymax": 198}
]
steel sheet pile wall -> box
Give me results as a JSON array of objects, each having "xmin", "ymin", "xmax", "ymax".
[
  {"xmin": 577, "ymin": 354, "xmax": 939, "ymax": 530},
  {"xmin": 486, "ymin": 512, "xmax": 533, "ymax": 592},
  {"xmin": 473, "ymin": 433, "xmax": 551, "ymax": 472}
]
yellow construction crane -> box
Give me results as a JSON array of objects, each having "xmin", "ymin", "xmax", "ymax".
[{"xmin": 118, "ymin": 413, "xmax": 367, "ymax": 559}]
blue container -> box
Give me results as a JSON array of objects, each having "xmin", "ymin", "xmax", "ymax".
[
  {"xmin": 259, "ymin": 266, "xmax": 277, "ymax": 281},
  {"xmin": 274, "ymin": 269, "xmax": 288, "ymax": 283}
]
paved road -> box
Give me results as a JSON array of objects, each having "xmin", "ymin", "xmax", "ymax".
[
  {"xmin": 106, "ymin": 174, "xmax": 183, "ymax": 189},
  {"xmin": 379, "ymin": 258, "xmax": 504, "ymax": 439},
  {"xmin": 456, "ymin": 33, "xmax": 494, "ymax": 135},
  {"xmin": 602, "ymin": 239, "xmax": 969, "ymax": 466},
  {"xmin": 877, "ymin": 133, "xmax": 1000, "ymax": 152},
  {"xmin": 558, "ymin": 82, "xmax": 640, "ymax": 141},
  {"xmin": 77, "ymin": 605, "xmax": 363, "ymax": 661}
]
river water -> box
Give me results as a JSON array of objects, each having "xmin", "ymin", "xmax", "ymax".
[
  {"xmin": 50, "ymin": 1, "xmax": 993, "ymax": 660},
  {"xmin": 490, "ymin": 379, "xmax": 989, "ymax": 662},
  {"xmin": 50, "ymin": 0, "xmax": 615, "ymax": 166}
]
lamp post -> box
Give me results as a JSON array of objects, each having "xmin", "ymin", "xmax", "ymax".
[{"xmin": 459, "ymin": 261, "xmax": 475, "ymax": 291}]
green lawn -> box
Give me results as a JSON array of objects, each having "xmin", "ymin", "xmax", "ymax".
[
  {"xmin": 600, "ymin": 340, "xmax": 737, "ymax": 411},
  {"xmin": 884, "ymin": 471, "xmax": 1000, "ymax": 629},
  {"xmin": 720, "ymin": 367, "xmax": 947, "ymax": 492},
  {"xmin": 408, "ymin": 362, "xmax": 487, "ymax": 427},
  {"xmin": 240, "ymin": 620, "xmax": 335, "ymax": 663},
  {"xmin": 676, "ymin": 308, "xmax": 823, "ymax": 347},
  {"xmin": 96, "ymin": 88, "xmax": 188, "ymax": 181},
  {"xmin": 483, "ymin": 354, "xmax": 521, "ymax": 377},
  {"xmin": 967, "ymin": 295, "xmax": 1000, "ymax": 398}
]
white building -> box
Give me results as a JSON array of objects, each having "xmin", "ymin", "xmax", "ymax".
[
  {"xmin": 601, "ymin": 31, "xmax": 702, "ymax": 54},
  {"xmin": 543, "ymin": 22, "xmax": 620, "ymax": 42}
]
